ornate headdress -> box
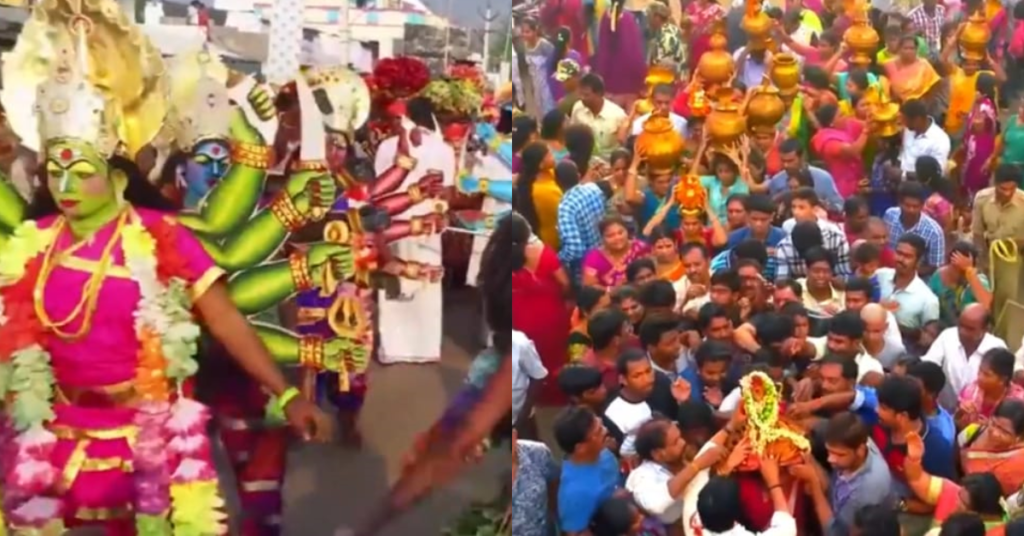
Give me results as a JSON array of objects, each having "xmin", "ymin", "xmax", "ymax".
[
  {"xmin": 165, "ymin": 49, "xmax": 233, "ymax": 153},
  {"xmin": 671, "ymin": 174, "xmax": 708, "ymax": 217},
  {"xmin": 1, "ymin": 0, "xmax": 167, "ymax": 159},
  {"xmin": 738, "ymin": 371, "xmax": 810, "ymax": 470},
  {"xmin": 301, "ymin": 66, "xmax": 372, "ymax": 135}
]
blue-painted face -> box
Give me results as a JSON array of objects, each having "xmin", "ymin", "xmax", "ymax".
[{"xmin": 180, "ymin": 139, "xmax": 231, "ymax": 208}]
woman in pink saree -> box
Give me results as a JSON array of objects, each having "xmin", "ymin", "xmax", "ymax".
[
  {"xmin": 685, "ymin": 0, "xmax": 725, "ymax": 74},
  {"xmin": 810, "ymin": 103, "xmax": 869, "ymax": 199},
  {"xmin": 961, "ymin": 73, "xmax": 1000, "ymax": 199},
  {"xmin": 959, "ymin": 399, "xmax": 1024, "ymax": 497},
  {"xmin": 581, "ymin": 216, "xmax": 651, "ymax": 288}
]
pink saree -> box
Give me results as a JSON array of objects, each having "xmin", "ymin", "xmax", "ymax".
[
  {"xmin": 811, "ymin": 125, "xmax": 864, "ymax": 199},
  {"xmin": 582, "ymin": 240, "xmax": 651, "ymax": 287},
  {"xmin": 33, "ymin": 208, "xmax": 222, "ymax": 531}
]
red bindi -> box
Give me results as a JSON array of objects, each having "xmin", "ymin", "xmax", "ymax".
[
  {"xmin": 211, "ymin": 146, "xmax": 221, "ymax": 155},
  {"xmin": 60, "ymin": 148, "xmax": 73, "ymax": 161}
]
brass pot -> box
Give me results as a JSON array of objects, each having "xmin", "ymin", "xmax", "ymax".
[
  {"xmin": 746, "ymin": 84, "xmax": 786, "ymax": 130},
  {"xmin": 959, "ymin": 12, "xmax": 990, "ymax": 62},
  {"xmin": 707, "ymin": 88, "xmax": 747, "ymax": 146},
  {"xmin": 636, "ymin": 115, "xmax": 685, "ymax": 172},
  {"xmin": 698, "ymin": 46, "xmax": 735, "ymax": 85},
  {"xmin": 769, "ymin": 53, "xmax": 800, "ymax": 92},
  {"xmin": 741, "ymin": 12, "xmax": 773, "ymax": 49},
  {"xmin": 871, "ymin": 102, "xmax": 901, "ymax": 138},
  {"xmin": 844, "ymin": 20, "xmax": 880, "ymax": 67}
]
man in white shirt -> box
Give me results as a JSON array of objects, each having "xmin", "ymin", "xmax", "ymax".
[
  {"xmin": 511, "ymin": 330, "xmax": 548, "ymax": 425},
  {"xmin": 571, "ymin": 73, "xmax": 628, "ymax": 159},
  {"xmin": 625, "ymin": 83, "xmax": 688, "ymax": 141},
  {"xmin": 897, "ymin": 99, "xmax": 951, "ymax": 177},
  {"xmin": 923, "ymin": 304, "xmax": 1020, "ymax": 410}
]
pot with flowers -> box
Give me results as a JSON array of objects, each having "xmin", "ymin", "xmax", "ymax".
[
  {"xmin": 422, "ymin": 77, "xmax": 485, "ymax": 144},
  {"xmin": 733, "ymin": 371, "xmax": 809, "ymax": 471}
]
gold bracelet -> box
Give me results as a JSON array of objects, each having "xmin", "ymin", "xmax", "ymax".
[
  {"xmin": 397, "ymin": 155, "xmax": 418, "ymax": 170},
  {"xmin": 288, "ymin": 252, "xmax": 314, "ymax": 291},
  {"xmin": 478, "ymin": 178, "xmax": 490, "ymax": 195},
  {"xmin": 291, "ymin": 159, "xmax": 329, "ymax": 172},
  {"xmin": 270, "ymin": 193, "xmax": 307, "ymax": 232},
  {"xmin": 410, "ymin": 216, "xmax": 424, "ymax": 236},
  {"xmin": 298, "ymin": 336, "xmax": 325, "ymax": 370},
  {"xmin": 402, "ymin": 261, "xmax": 422, "ymax": 279},
  {"xmin": 407, "ymin": 184, "xmax": 423, "ymax": 203},
  {"xmin": 230, "ymin": 142, "xmax": 274, "ymax": 170}
]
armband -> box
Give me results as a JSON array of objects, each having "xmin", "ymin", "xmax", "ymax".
[
  {"xmin": 270, "ymin": 192, "xmax": 307, "ymax": 232},
  {"xmin": 289, "ymin": 252, "xmax": 314, "ymax": 291},
  {"xmin": 230, "ymin": 142, "xmax": 274, "ymax": 170},
  {"xmin": 298, "ymin": 336, "xmax": 325, "ymax": 370}
]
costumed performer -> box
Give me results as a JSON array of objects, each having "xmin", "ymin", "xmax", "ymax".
[
  {"xmin": 593, "ymin": 0, "xmax": 647, "ymax": 109},
  {"xmin": 0, "ymin": 0, "xmax": 331, "ymax": 532}
]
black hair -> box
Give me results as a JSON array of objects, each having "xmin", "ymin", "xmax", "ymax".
[
  {"xmin": 853, "ymin": 505, "xmax": 901, "ymax": 536},
  {"xmin": 907, "ymin": 360, "xmax": 947, "ymax": 396},
  {"xmin": 791, "ymin": 186, "xmax": 821, "ymax": 207},
  {"xmin": 511, "ymin": 115, "xmax": 538, "ymax": 153},
  {"xmin": 652, "ymin": 83, "xmax": 675, "ymax": 99},
  {"xmin": 726, "ymin": 193, "xmax": 749, "ymax": 209},
  {"xmin": 697, "ymin": 303, "xmax": 732, "ymax": 332},
  {"xmin": 814, "ymin": 102, "xmax": 840, "ymax": 129},
  {"xmin": 616, "ymin": 347, "xmax": 649, "ymax": 376},
  {"xmin": 993, "ymin": 399, "xmax": 1024, "ymax": 437},
  {"xmin": 711, "ymin": 153, "xmax": 740, "ymax": 176},
  {"xmin": 897, "ymin": 179, "xmax": 929, "ymax": 202},
  {"xmin": 844, "ymin": 195, "xmax": 869, "ymax": 217},
  {"xmin": 939, "ymin": 513, "xmax": 987, "ymax": 536},
  {"xmin": 744, "ymin": 194, "xmax": 775, "ymax": 215},
  {"xmin": 590, "ymin": 496, "xmax": 636, "ymax": 536},
  {"xmin": 895, "ymin": 353, "xmax": 922, "ymax": 371},
  {"xmin": 847, "ymin": 68, "xmax": 871, "ymax": 92},
  {"xmin": 820, "ymin": 353, "xmax": 859, "ymax": 382},
  {"xmin": 609, "ymin": 148, "xmax": 631, "ymax": 168},
  {"xmin": 756, "ymin": 313, "xmax": 795, "ymax": 346},
  {"xmin": 598, "ymin": 215, "xmax": 630, "ymax": 238},
  {"xmin": 976, "ymin": 72, "xmax": 998, "ymax": 105},
  {"xmin": 732, "ymin": 239, "xmax": 769, "ymax": 268},
  {"xmin": 697, "ymin": 477, "xmax": 742, "ymax": 533},
  {"xmin": 577, "ymin": 286, "xmax": 608, "ymax": 316},
  {"xmin": 829, "ymin": 310, "xmax": 865, "ymax": 340},
  {"xmin": 406, "ymin": 96, "xmax": 436, "ymax": 131},
  {"xmin": 540, "ymin": 108, "xmax": 566, "ymax": 141},
  {"xmin": 626, "ymin": 257, "xmax": 657, "ymax": 283},
  {"xmin": 514, "ymin": 141, "xmax": 550, "ymax": 233},
  {"xmin": 897, "ymin": 233, "xmax": 928, "ymax": 262},
  {"xmin": 901, "ymin": 98, "xmax": 929, "ymax": 119},
  {"xmin": 949, "ymin": 241, "xmax": 980, "ymax": 264},
  {"xmin": 995, "ymin": 163, "xmax": 1023, "ymax": 185},
  {"xmin": 564, "ymin": 124, "xmax": 596, "ymax": 177},
  {"xmin": 29, "ymin": 155, "xmax": 176, "ymax": 220},
  {"xmin": 877, "ymin": 375, "xmax": 924, "ymax": 420},
  {"xmin": 610, "ymin": 284, "xmax": 638, "ymax": 306},
  {"xmin": 780, "ymin": 302, "xmax": 809, "ymax": 320},
  {"xmin": 823, "ymin": 411, "xmax": 869, "ymax": 449},
  {"xmin": 579, "ymin": 73, "xmax": 606, "ymax": 94},
  {"xmin": 776, "ymin": 279, "xmax": 803, "ymax": 296},
  {"xmin": 588, "ymin": 309, "xmax": 628, "ymax": 351},
  {"xmin": 639, "ymin": 314, "xmax": 681, "ymax": 349},
  {"xmin": 679, "ymin": 242, "xmax": 709, "ymax": 260},
  {"xmin": 638, "ymin": 280, "xmax": 677, "ymax": 309},
  {"xmin": 852, "ymin": 242, "xmax": 882, "ymax": 265},
  {"xmin": 553, "ymin": 26, "xmax": 573, "ymax": 61},
  {"xmin": 778, "ymin": 138, "xmax": 803, "ymax": 156},
  {"xmin": 634, "ymin": 416, "xmax": 674, "ymax": 461},
  {"xmin": 792, "ymin": 221, "xmax": 824, "ymax": 255},
  {"xmin": 648, "ymin": 225, "xmax": 678, "ymax": 250},
  {"xmin": 478, "ymin": 214, "xmax": 529, "ymax": 355},
  {"xmin": 961, "ymin": 473, "xmax": 1006, "ymax": 517},
  {"xmin": 694, "ymin": 340, "xmax": 733, "ymax": 368},
  {"xmin": 553, "ymin": 406, "xmax": 598, "ymax": 454},
  {"xmin": 557, "ymin": 366, "xmax": 604, "ymax": 399},
  {"xmin": 844, "ymin": 277, "xmax": 874, "ymax": 299},
  {"xmin": 710, "ymin": 269, "xmax": 741, "ymax": 293},
  {"xmin": 735, "ymin": 258, "xmax": 764, "ymax": 274},
  {"xmin": 981, "ymin": 348, "xmax": 1017, "ymax": 384},
  {"xmin": 802, "ymin": 246, "xmax": 835, "ymax": 270},
  {"xmin": 1015, "ymin": 0, "xmax": 1024, "ymax": 19},
  {"xmin": 803, "ymin": 65, "xmax": 832, "ymax": 91},
  {"xmin": 554, "ymin": 160, "xmax": 580, "ymax": 192},
  {"xmin": 677, "ymin": 400, "xmax": 715, "ymax": 431}
]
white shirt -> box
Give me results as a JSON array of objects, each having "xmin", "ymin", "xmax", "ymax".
[
  {"xmin": 571, "ymin": 99, "xmax": 627, "ymax": 158},
  {"xmin": 899, "ymin": 119, "xmax": 951, "ymax": 175},
  {"xmin": 682, "ymin": 440, "xmax": 721, "ymax": 536},
  {"xmin": 511, "ymin": 330, "xmax": 548, "ymax": 424},
  {"xmin": 705, "ymin": 512, "xmax": 798, "ymax": 536},
  {"xmin": 674, "ymin": 276, "xmax": 710, "ymax": 315},
  {"xmin": 781, "ymin": 217, "xmax": 842, "ymax": 235},
  {"xmin": 875, "ymin": 268, "xmax": 941, "ymax": 329},
  {"xmin": 631, "ymin": 112, "xmax": 688, "ymax": 139},
  {"xmin": 604, "ymin": 396, "xmax": 654, "ymax": 456},
  {"xmin": 923, "ymin": 328, "xmax": 1015, "ymax": 397},
  {"xmin": 627, "ymin": 460, "xmax": 685, "ymax": 523}
]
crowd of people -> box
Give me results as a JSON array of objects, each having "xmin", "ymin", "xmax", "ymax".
[{"xmin": 505, "ymin": 0, "xmax": 1024, "ymax": 534}]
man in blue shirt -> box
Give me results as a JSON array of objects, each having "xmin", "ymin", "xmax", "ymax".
[
  {"xmin": 680, "ymin": 339, "xmax": 732, "ymax": 410},
  {"xmin": 788, "ymin": 354, "xmax": 879, "ymax": 426},
  {"xmin": 906, "ymin": 361, "xmax": 956, "ymax": 447},
  {"xmin": 555, "ymin": 406, "xmax": 622, "ymax": 534},
  {"xmin": 558, "ymin": 180, "xmax": 615, "ymax": 282},
  {"xmin": 873, "ymin": 375, "xmax": 956, "ymax": 483},
  {"xmin": 725, "ymin": 194, "xmax": 787, "ymax": 250},
  {"xmin": 766, "ymin": 138, "xmax": 844, "ymax": 213}
]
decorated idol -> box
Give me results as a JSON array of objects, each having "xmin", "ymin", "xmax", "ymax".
[{"xmin": 0, "ymin": 0, "xmax": 331, "ymax": 532}]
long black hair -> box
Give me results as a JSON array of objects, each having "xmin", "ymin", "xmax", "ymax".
[
  {"xmin": 553, "ymin": 26, "xmax": 573, "ymax": 62},
  {"xmin": 512, "ymin": 115, "xmax": 538, "ymax": 153},
  {"xmin": 27, "ymin": 154, "xmax": 176, "ymax": 219},
  {"xmin": 564, "ymin": 123, "xmax": 595, "ymax": 176},
  {"xmin": 515, "ymin": 141, "xmax": 550, "ymax": 233},
  {"xmin": 478, "ymin": 213, "xmax": 531, "ymax": 355}
]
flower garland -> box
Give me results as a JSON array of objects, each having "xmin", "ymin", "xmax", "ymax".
[
  {"xmin": 739, "ymin": 372, "xmax": 810, "ymax": 455},
  {"xmin": 0, "ymin": 214, "xmax": 226, "ymax": 535}
]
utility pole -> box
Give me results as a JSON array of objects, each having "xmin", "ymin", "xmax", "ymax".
[{"xmin": 479, "ymin": 2, "xmax": 498, "ymax": 72}]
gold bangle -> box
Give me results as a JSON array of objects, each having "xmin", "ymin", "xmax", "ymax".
[
  {"xmin": 408, "ymin": 184, "xmax": 423, "ymax": 203},
  {"xmin": 289, "ymin": 252, "xmax": 314, "ymax": 291},
  {"xmin": 402, "ymin": 261, "xmax": 422, "ymax": 279},
  {"xmin": 478, "ymin": 178, "xmax": 490, "ymax": 194},
  {"xmin": 397, "ymin": 155, "xmax": 418, "ymax": 170},
  {"xmin": 410, "ymin": 216, "xmax": 424, "ymax": 236},
  {"xmin": 230, "ymin": 142, "xmax": 273, "ymax": 170},
  {"xmin": 270, "ymin": 193, "xmax": 307, "ymax": 232},
  {"xmin": 291, "ymin": 159, "xmax": 329, "ymax": 172},
  {"xmin": 299, "ymin": 336, "xmax": 325, "ymax": 370}
]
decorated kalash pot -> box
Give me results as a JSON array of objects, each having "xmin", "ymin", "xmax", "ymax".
[
  {"xmin": 733, "ymin": 371, "xmax": 810, "ymax": 471},
  {"xmin": 769, "ymin": 53, "xmax": 801, "ymax": 93},
  {"xmin": 635, "ymin": 114, "xmax": 686, "ymax": 173},
  {"xmin": 843, "ymin": 0, "xmax": 879, "ymax": 67},
  {"xmin": 745, "ymin": 82, "xmax": 786, "ymax": 146},
  {"xmin": 707, "ymin": 86, "xmax": 747, "ymax": 151},
  {"xmin": 740, "ymin": 0, "xmax": 773, "ymax": 51},
  {"xmin": 697, "ymin": 20, "xmax": 735, "ymax": 86},
  {"xmin": 635, "ymin": 64, "xmax": 677, "ymax": 115},
  {"xmin": 959, "ymin": 12, "xmax": 991, "ymax": 62}
]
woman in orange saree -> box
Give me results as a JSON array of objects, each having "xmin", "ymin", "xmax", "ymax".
[
  {"xmin": 959, "ymin": 399, "xmax": 1024, "ymax": 496},
  {"xmin": 883, "ymin": 36, "xmax": 941, "ymax": 103}
]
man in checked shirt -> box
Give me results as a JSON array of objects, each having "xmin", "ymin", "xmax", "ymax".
[
  {"xmin": 775, "ymin": 220, "xmax": 853, "ymax": 283},
  {"xmin": 557, "ymin": 180, "xmax": 616, "ymax": 284}
]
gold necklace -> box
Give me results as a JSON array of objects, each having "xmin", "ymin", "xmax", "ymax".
[{"xmin": 33, "ymin": 211, "xmax": 128, "ymax": 340}]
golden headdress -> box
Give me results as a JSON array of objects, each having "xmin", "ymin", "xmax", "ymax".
[
  {"xmin": 672, "ymin": 174, "xmax": 708, "ymax": 218},
  {"xmin": 300, "ymin": 66, "xmax": 372, "ymax": 134},
  {"xmin": 1, "ymin": 0, "xmax": 167, "ymax": 159},
  {"xmin": 165, "ymin": 49, "xmax": 233, "ymax": 152}
]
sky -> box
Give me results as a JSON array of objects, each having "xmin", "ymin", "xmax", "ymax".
[{"xmin": 420, "ymin": 0, "xmax": 507, "ymax": 27}]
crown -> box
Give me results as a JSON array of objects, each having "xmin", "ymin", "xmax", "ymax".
[
  {"xmin": 672, "ymin": 174, "xmax": 708, "ymax": 217},
  {"xmin": 165, "ymin": 50, "xmax": 232, "ymax": 152},
  {"xmin": 301, "ymin": 66, "xmax": 372, "ymax": 134},
  {"xmin": 35, "ymin": 51, "xmax": 123, "ymax": 157}
]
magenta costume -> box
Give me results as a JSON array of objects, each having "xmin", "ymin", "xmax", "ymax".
[
  {"xmin": 581, "ymin": 240, "xmax": 650, "ymax": 287},
  {"xmin": 593, "ymin": 8, "xmax": 646, "ymax": 97},
  {"xmin": 6, "ymin": 208, "xmax": 225, "ymax": 532},
  {"xmin": 963, "ymin": 96, "xmax": 998, "ymax": 199}
]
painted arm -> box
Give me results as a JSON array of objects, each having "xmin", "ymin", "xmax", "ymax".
[
  {"xmin": 374, "ymin": 171, "xmax": 444, "ymax": 216},
  {"xmin": 0, "ymin": 175, "xmax": 26, "ymax": 235},
  {"xmin": 456, "ymin": 174, "xmax": 514, "ymax": 203},
  {"xmin": 380, "ymin": 213, "xmax": 446, "ymax": 244},
  {"xmin": 228, "ymin": 243, "xmax": 354, "ymax": 316},
  {"xmin": 252, "ymin": 322, "xmax": 368, "ymax": 369},
  {"xmin": 368, "ymin": 160, "xmax": 416, "ymax": 199}
]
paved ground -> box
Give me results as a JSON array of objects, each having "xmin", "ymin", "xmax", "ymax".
[{"xmin": 245, "ymin": 287, "xmax": 508, "ymax": 536}]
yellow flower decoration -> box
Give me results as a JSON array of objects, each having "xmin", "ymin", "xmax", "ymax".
[{"xmin": 0, "ymin": 221, "xmax": 56, "ymax": 284}]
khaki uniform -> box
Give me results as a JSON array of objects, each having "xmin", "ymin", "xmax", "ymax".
[{"xmin": 972, "ymin": 188, "xmax": 1024, "ymax": 346}]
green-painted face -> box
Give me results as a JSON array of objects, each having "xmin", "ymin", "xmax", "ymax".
[{"xmin": 45, "ymin": 140, "xmax": 123, "ymax": 224}]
